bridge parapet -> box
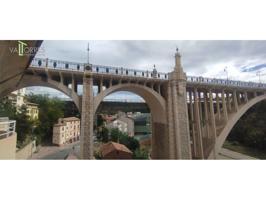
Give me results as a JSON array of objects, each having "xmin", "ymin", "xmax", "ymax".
[
  {"xmin": 30, "ymin": 58, "xmax": 169, "ymax": 80},
  {"xmin": 30, "ymin": 58, "xmax": 266, "ymax": 90},
  {"xmin": 0, "ymin": 118, "xmax": 16, "ymax": 140},
  {"xmin": 187, "ymin": 76, "xmax": 266, "ymax": 90}
]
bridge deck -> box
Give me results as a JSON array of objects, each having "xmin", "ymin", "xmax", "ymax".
[{"xmin": 29, "ymin": 57, "xmax": 266, "ymax": 91}]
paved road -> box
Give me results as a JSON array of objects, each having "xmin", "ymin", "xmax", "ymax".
[
  {"xmin": 217, "ymin": 148, "xmax": 258, "ymax": 160},
  {"xmin": 31, "ymin": 142, "xmax": 80, "ymax": 160}
]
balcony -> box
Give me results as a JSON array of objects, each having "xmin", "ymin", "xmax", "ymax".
[{"xmin": 0, "ymin": 118, "xmax": 16, "ymax": 140}]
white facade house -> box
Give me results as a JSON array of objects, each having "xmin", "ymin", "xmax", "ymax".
[
  {"xmin": 8, "ymin": 88, "xmax": 39, "ymax": 121},
  {"xmin": 106, "ymin": 112, "xmax": 134, "ymax": 137},
  {"xmin": 11, "ymin": 88, "xmax": 26, "ymax": 107}
]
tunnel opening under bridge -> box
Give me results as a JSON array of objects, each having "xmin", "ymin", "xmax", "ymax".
[{"xmin": 93, "ymin": 83, "xmax": 169, "ymax": 159}]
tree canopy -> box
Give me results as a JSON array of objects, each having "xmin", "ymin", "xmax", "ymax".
[{"xmin": 228, "ymin": 100, "xmax": 266, "ymax": 150}]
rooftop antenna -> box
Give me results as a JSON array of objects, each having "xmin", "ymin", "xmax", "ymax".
[{"xmin": 87, "ymin": 42, "xmax": 90, "ymax": 64}]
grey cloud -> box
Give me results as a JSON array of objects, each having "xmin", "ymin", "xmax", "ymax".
[
  {"xmin": 39, "ymin": 40, "xmax": 266, "ymax": 74},
  {"xmin": 30, "ymin": 40, "xmax": 266, "ymax": 99}
]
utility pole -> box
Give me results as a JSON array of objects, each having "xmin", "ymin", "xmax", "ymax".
[{"xmin": 87, "ymin": 43, "xmax": 90, "ymax": 64}]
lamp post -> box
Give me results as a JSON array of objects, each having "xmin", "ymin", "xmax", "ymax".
[
  {"xmin": 256, "ymin": 71, "xmax": 261, "ymax": 83},
  {"xmin": 87, "ymin": 43, "xmax": 90, "ymax": 64},
  {"xmin": 224, "ymin": 67, "xmax": 229, "ymax": 81}
]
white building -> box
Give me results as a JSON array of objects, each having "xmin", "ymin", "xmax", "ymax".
[
  {"xmin": 8, "ymin": 88, "xmax": 39, "ymax": 121},
  {"xmin": 10, "ymin": 88, "xmax": 26, "ymax": 107},
  {"xmin": 53, "ymin": 117, "xmax": 80, "ymax": 146},
  {"xmin": 106, "ymin": 112, "xmax": 134, "ymax": 137}
]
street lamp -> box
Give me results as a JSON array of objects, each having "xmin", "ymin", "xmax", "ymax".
[
  {"xmin": 256, "ymin": 71, "xmax": 261, "ymax": 83},
  {"xmin": 87, "ymin": 42, "xmax": 90, "ymax": 64},
  {"xmin": 224, "ymin": 66, "xmax": 229, "ymax": 81}
]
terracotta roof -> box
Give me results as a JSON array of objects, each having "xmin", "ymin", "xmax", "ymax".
[{"xmin": 100, "ymin": 142, "xmax": 132, "ymax": 157}]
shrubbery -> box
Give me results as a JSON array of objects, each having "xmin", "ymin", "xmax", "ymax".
[
  {"xmin": 133, "ymin": 148, "xmax": 149, "ymax": 159},
  {"xmin": 110, "ymin": 128, "xmax": 139, "ymax": 151},
  {"xmin": 228, "ymin": 101, "xmax": 266, "ymax": 150}
]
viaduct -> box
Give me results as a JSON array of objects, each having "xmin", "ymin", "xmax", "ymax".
[{"xmin": 1, "ymin": 41, "xmax": 266, "ymax": 159}]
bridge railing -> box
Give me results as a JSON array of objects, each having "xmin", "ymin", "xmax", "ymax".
[
  {"xmin": 0, "ymin": 120, "xmax": 16, "ymax": 140},
  {"xmin": 92, "ymin": 64, "xmax": 168, "ymax": 79},
  {"xmin": 187, "ymin": 76, "xmax": 266, "ymax": 89},
  {"xmin": 30, "ymin": 58, "xmax": 85, "ymax": 71},
  {"xmin": 30, "ymin": 58, "xmax": 266, "ymax": 88},
  {"xmin": 30, "ymin": 58, "xmax": 169, "ymax": 80}
]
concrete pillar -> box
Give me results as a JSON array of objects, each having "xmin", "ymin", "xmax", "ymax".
[
  {"xmin": 189, "ymin": 90, "xmax": 196, "ymax": 158},
  {"xmin": 175, "ymin": 80, "xmax": 191, "ymax": 159},
  {"xmin": 167, "ymin": 83, "xmax": 175, "ymax": 159},
  {"xmin": 99, "ymin": 78, "xmax": 103, "ymax": 93},
  {"xmin": 209, "ymin": 90, "xmax": 217, "ymax": 142},
  {"xmin": 237, "ymin": 91, "xmax": 241, "ymax": 105},
  {"xmin": 233, "ymin": 90, "xmax": 239, "ymax": 112},
  {"xmin": 165, "ymin": 49, "xmax": 192, "ymax": 159},
  {"xmin": 157, "ymin": 84, "xmax": 161, "ymax": 95},
  {"xmin": 80, "ymin": 66, "xmax": 94, "ymax": 159},
  {"xmin": 216, "ymin": 93, "xmax": 221, "ymax": 121},
  {"xmin": 244, "ymin": 91, "xmax": 248, "ymax": 102},
  {"xmin": 72, "ymin": 75, "xmax": 77, "ymax": 93},
  {"xmin": 198, "ymin": 91, "xmax": 203, "ymax": 122},
  {"xmin": 203, "ymin": 91, "xmax": 210, "ymax": 139},
  {"xmin": 171, "ymin": 80, "xmax": 182, "ymax": 158},
  {"xmin": 194, "ymin": 88, "xmax": 204, "ymax": 159},
  {"xmin": 254, "ymin": 91, "xmax": 257, "ymax": 98},
  {"xmin": 221, "ymin": 90, "xmax": 228, "ymax": 122},
  {"xmin": 227, "ymin": 92, "xmax": 231, "ymax": 112},
  {"xmin": 151, "ymin": 82, "xmax": 154, "ymax": 90},
  {"xmin": 59, "ymin": 72, "xmax": 64, "ymax": 85},
  {"xmin": 109, "ymin": 79, "xmax": 112, "ymax": 87}
]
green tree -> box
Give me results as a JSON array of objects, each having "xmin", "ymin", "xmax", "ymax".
[
  {"xmin": 110, "ymin": 128, "xmax": 140, "ymax": 151},
  {"xmin": 0, "ymin": 97, "xmax": 34, "ymax": 147},
  {"xmin": 110, "ymin": 128, "xmax": 120, "ymax": 142},
  {"xmin": 227, "ymin": 100, "xmax": 266, "ymax": 151},
  {"xmin": 101, "ymin": 127, "xmax": 109, "ymax": 143},
  {"xmin": 26, "ymin": 94, "xmax": 64, "ymax": 144},
  {"xmin": 97, "ymin": 114, "xmax": 104, "ymax": 127},
  {"xmin": 15, "ymin": 105, "xmax": 34, "ymax": 147},
  {"xmin": 0, "ymin": 97, "xmax": 16, "ymax": 118},
  {"xmin": 133, "ymin": 148, "xmax": 149, "ymax": 159}
]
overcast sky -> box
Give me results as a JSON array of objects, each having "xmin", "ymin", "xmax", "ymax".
[{"xmin": 28, "ymin": 40, "xmax": 266, "ymax": 100}]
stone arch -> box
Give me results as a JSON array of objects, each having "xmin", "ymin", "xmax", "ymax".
[
  {"xmin": 94, "ymin": 83, "xmax": 169, "ymax": 159},
  {"xmin": 214, "ymin": 94, "xmax": 266, "ymax": 156},
  {"xmin": 0, "ymin": 74, "xmax": 81, "ymax": 112}
]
